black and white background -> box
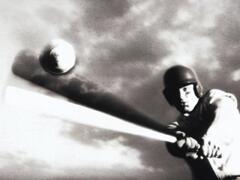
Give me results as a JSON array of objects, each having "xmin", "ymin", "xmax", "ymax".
[{"xmin": 0, "ymin": 0, "xmax": 240, "ymax": 179}]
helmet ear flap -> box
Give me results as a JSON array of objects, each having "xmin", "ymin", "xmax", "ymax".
[{"xmin": 194, "ymin": 84, "xmax": 203, "ymax": 97}]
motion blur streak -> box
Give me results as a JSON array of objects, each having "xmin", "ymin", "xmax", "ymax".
[{"xmin": 3, "ymin": 86, "xmax": 177, "ymax": 143}]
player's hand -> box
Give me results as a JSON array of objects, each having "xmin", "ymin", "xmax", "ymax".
[
  {"xmin": 202, "ymin": 139, "xmax": 222, "ymax": 158},
  {"xmin": 175, "ymin": 134, "xmax": 201, "ymax": 159},
  {"xmin": 184, "ymin": 137, "xmax": 201, "ymax": 151},
  {"xmin": 185, "ymin": 152, "xmax": 199, "ymax": 160},
  {"xmin": 176, "ymin": 135, "xmax": 200, "ymax": 150},
  {"xmin": 175, "ymin": 131, "xmax": 186, "ymax": 149}
]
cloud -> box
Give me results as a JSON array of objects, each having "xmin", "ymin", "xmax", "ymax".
[
  {"xmin": 80, "ymin": 0, "xmax": 130, "ymax": 32},
  {"xmin": 0, "ymin": 1, "xmax": 76, "ymax": 50},
  {"xmin": 0, "ymin": 153, "xmax": 53, "ymax": 180},
  {"xmin": 231, "ymin": 69, "xmax": 240, "ymax": 81},
  {"xmin": 157, "ymin": 0, "xmax": 226, "ymax": 71},
  {"xmin": 62, "ymin": 120, "xmax": 186, "ymax": 178},
  {"xmin": 0, "ymin": 106, "xmax": 151, "ymax": 179}
]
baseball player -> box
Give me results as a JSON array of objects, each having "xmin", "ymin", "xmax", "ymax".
[{"xmin": 163, "ymin": 65, "xmax": 240, "ymax": 180}]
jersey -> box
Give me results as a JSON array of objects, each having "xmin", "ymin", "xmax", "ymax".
[{"xmin": 168, "ymin": 89, "xmax": 240, "ymax": 179}]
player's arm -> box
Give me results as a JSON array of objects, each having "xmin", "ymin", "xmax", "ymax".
[{"xmin": 201, "ymin": 89, "xmax": 239, "ymax": 159}]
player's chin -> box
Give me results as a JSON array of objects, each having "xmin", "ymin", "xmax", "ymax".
[{"xmin": 175, "ymin": 105, "xmax": 190, "ymax": 114}]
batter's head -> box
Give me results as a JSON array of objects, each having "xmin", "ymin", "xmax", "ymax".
[{"xmin": 163, "ymin": 65, "xmax": 203, "ymax": 105}]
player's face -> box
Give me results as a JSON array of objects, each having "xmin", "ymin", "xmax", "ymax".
[{"xmin": 175, "ymin": 84, "xmax": 199, "ymax": 114}]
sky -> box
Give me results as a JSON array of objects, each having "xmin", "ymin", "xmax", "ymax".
[{"xmin": 0, "ymin": 0, "xmax": 240, "ymax": 179}]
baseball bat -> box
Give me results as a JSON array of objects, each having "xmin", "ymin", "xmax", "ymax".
[
  {"xmin": 3, "ymin": 85, "xmax": 176, "ymax": 143},
  {"xmin": 11, "ymin": 50, "xmax": 176, "ymax": 142}
]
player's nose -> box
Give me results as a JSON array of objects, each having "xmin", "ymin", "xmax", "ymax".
[{"xmin": 179, "ymin": 91, "xmax": 187, "ymax": 102}]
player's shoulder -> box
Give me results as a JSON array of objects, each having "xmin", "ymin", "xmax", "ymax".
[{"xmin": 202, "ymin": 89, "xmax": 238, "ymax": 108}]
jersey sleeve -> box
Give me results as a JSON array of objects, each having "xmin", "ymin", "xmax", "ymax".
[
  {"xmin": 207, "ymin": 89, "xmax": 237, "ymax": 109},
  {"xmin": 203, "ymin": 89, "xmax": 239, "ymax": 139},
  {"xmin": 202, "ymin": 89, "xmax": 240, "ymax": 177}
]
